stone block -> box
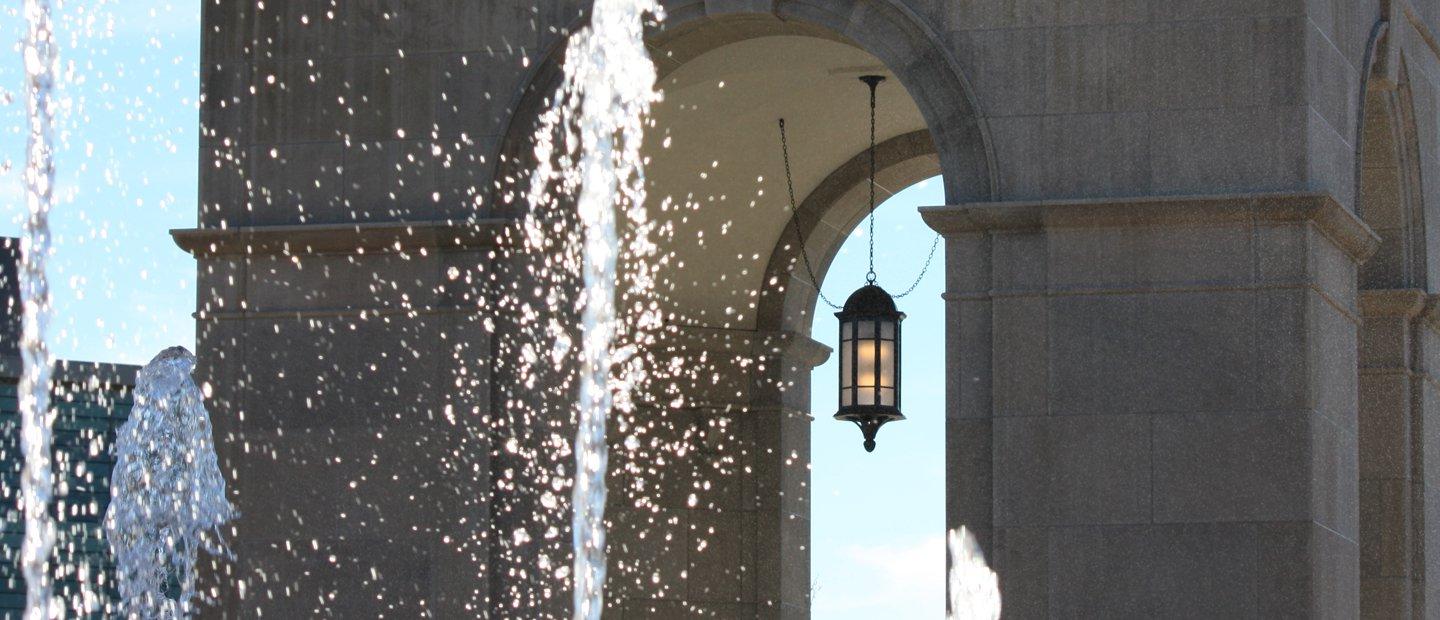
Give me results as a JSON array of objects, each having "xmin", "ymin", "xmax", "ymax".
[
  {"xmin": 1255, "ymin": 222, "xmax": 1307, "ymax": 284},
  {"xmin": 1306, "ymin": 20, "xmax": 1359, "ymax": 144},
  {"xmin": 1046, "ymin": 223, "xmax": 1254, "ymax": 290},
  {"xmin": 992, "ymin": 296, "xmax": 1047, "ymax": 416},
  {"xmin": 435, "ymin": 53, "xmax": 530, "ymax": 139},
  {"xmin": 990, "ymin": 231, "xmax": 1046, "ymax": 291},
  {"xmin": 1152, "ymin": 410, "xmax": 1311, "ymax": 524},
  {"xmin": 985, "ymin": 111, "xmax": 1152, "ymax": 200},
  {"xmin": 251, "ymin": 0, "xmax": 345, "ymax": 61},
  {"xmin": 1359, "ymin": 373, "xmax": 1411, "ymax": 479},
  {"xmin": 201, "ymin": 0, "xmax": 253, "ymax": 63},
  {"xmin": 200, "ymin": 62, "xmax": 252, "ymax": 147},
  {"xmin": 951, "ymin": 300, "xmax": 992, "ymax": 419},
  {"xmin": 342, "ymin": 140, "xmax": 443, "ymax": 221},
  {"xmin": 1153, "ymin": 0, "xmax": 1299, "ymax": 20},
  {"xmin": 993, "ymin": 415, "xmax": 1150, "ymax": 526},
  {"xmin": 944, "ymin": 232, "xmax": 991, "ymax": 295},
  {"xmin": 1149, "ymin": 106, "xmax": 1305, "ymax": 196},
  {"xmin": 1256, "ymin": 522, "xmax": 1311, "ymax": 616},
  {"xmin": 1311, "ymin": 412, "xmax": 1359, "ymax": 541},
  {"xmin": 240, "ymin": 316, "xmax": 442, "ymax": 430},
  {"xmin": 1308, "ymin": 222, "xmax": 1362, "ymax": 315},
  {"xmin": 232, "ymin": 536, "xmax": 434, "ymax": 617},
  {"xmin": 1256, "ymin": 289, "xmax": 1309, "ymax": 410},
  {"xmin": 1359, "ymin": 316, "xmax": 1410, "ymax": 369},
  {"xmin": 1359, "ymin": 479, "xmax": 1412, "ymax": 578},
  {"xmin": 1308, "ymin": 290, "xmax": 1360, "ymax": 434},
  {"xmin": 942, "ymin": 0, "xmax": 1147, "ymax": 30},
  {"xmin": 1308, "ymin": 104, "xmax": 1358, "ymax": 211},
  {"xmin": 246, "ymin": 142, "xmax": 346, "ymax": 225},
  {"xmin": 948, "ymin": 28, "xmax": 1046, "ymax": 118},
  {"xmin": 252, "ymin": 59, "xmax": 347, "ymax": 144},
  {"xmin": 948, "ymin": 419, "xmax": 992, "ymax": 529},
  {"xmin": 198, "ymin": 141, "xmax": 250, "ymax": 228},
  {"xmin": 346, "ymin": 55, "xmax": 438, "ymax": 143},
  {"xmin": 607, "ymin": 508, "xmax": 689, "ymax": 602},
  {"xmin": 348, "ymin": 0, "xmax": 542, "ymax": 55},
  {"xmin": 990, "ymin": 527, "xmax": 1047, "ymax": 619},
  {"xmin": 1048, "ymin": 291, "xmax": 1256, "ymax": 415},
  {"xmin": 1361, "ymin": 576, "xmax": 1412, "ymax": 619},
  {"xmin": 1049, "ymin": 523, "xmax": 1261, "ymax": 618},
  {"xmin": 232, "ymin": 424, "xmax": 482, "ymax": 542},
  {"xmin": 688, "ymin": 510, "xmax": 757, "ymax": 603}
]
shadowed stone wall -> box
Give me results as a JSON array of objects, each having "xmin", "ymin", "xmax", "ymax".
[{"xmin": 924, "ymin": 194, "xmax": 1377, "ymax": 617}]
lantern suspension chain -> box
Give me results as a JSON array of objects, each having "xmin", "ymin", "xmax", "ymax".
[
  {"xmin": 777, "ymin": 118, "xmax": 843, "ymax": 310},
  {"xmin": 857, "ymin": 74, "xmax": 939, "ymax": 299},
  {"xmin": 892, "ymin": 234, "xmax": 940, "ymax": 298},
  {"xmin": 863, "ymin": 75, "xmax": 880, "ymax": 285}
]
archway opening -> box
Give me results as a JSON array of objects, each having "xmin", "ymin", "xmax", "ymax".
[
  {"xmin": 490, "ymin": 5, "xmax": 989, "ymax": 613},
  {"xmin": 596, "ymin": 27, "xmax": 949, "ymax": 616},
  {"xmin": 809, "ymin": 176, "xmax": 946, "ymax": 617}
]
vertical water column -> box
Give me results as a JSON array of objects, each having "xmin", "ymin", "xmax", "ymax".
[{"xmin": 19, "ymin": 0, "xmax": 59, "ymax": 617}]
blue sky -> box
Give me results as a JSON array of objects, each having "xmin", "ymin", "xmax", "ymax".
[
  {"xmin": 810, "ymin": 178, "xmax": 945, "ymax": 618},
  {"xmin": 0, "ymin": 3, "xmax": 948, "ymax": 615},
  {"xmin": 0, "ymin": 1, "xmax": 199, "ymax": 366}
]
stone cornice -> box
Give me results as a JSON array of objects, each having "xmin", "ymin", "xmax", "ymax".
[
  {"xmin": 1421, "ymin": 294, "xmax": 1440, "ymax": 331},
  {"xmin": 919, "ymin": 192, "xmax": 1380, "ymax": 261},
  {"xmin": 1360, "ymin": 289, "xmax": 1429, "ymax": 319},
  {"xmin": 171, "ymin": 219, "xmax": 512, "ymax": 258}
]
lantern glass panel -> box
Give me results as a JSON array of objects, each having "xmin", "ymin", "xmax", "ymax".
[
  {"xmin": 880, "ymin": 387, "xmax": 894, "ymax": 407},
  {"xmin": 840, "ymin": 338, "xmax": 852, "ymax": 390},
  {"xmin": 858, "ymin": 388, "xmax": 875, "ymax": 406},
  {"xmin": 880, "ymin": 340, "xmax": 895, "ymax": 387},
  {"xmin": 858, "ymin": 339, "xmax": 877, "ymax": 388},
  {"xmin": 858, "ymin": 321, "xmax": 875, "ymax": 339},
  {"xmin": 881, "ymin": 321, "xmax": 894, "ymax": 339}
]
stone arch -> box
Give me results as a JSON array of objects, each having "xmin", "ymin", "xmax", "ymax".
[
  {"xmin": 1356, "ymin": 56, "xmax": 1427, "ymax": 290},
  {"xmin": 1355, "ymin": 39, "xmax": 1434, "ymax": 618},
  {"xmin": 493, "ymin": 0, "xmax": 989, "ymax": 343},
  {"xmin": 754, "ymin": 128, "xmax": 938, "ymax": 335},
  {"xmin": 488, "ymin": 3, "xmax": 986, "ymax": 616},
  {"xmin": 495, "ymin": 0, "xmax": 993, "ymax": 208}
]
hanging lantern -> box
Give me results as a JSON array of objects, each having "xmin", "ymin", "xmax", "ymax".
[
  {"xmin": 834, "ymin": 284, "xmax": 905, "ymax": 452},
  {"xmin": 777, "ymin": 73, "xmax": 935, "ymax": 452}
]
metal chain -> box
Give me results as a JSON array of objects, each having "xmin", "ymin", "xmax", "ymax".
[
  {"xmin": 778, "ymin": 119, "xmax": 843, "ymax": 310},
  {"xmin": 865, "ymin": 78, "xmax": 877, "ymax": 284},
  {"xmin": 892, "ymin": 232, "xmax": 940, "ymax": 298}
]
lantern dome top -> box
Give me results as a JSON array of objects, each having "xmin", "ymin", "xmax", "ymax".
[{"xmin": 837, "ymin": 284, "xmax": 902, "ymax": 318}]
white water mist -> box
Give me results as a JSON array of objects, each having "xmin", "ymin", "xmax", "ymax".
[
  {"xmin": 947, "ymin": 527, "xmax": 1001, "ymax": 620},
  {"xmin": 524, "ymin": 0, "xmax": 663, "ymax": 616},
  {"xmin": 105, "ymin": 347, "xmax": 235, "ymax": 618},
  {"xmin": 19, "ymin": 0, "xmax": 59, "ymax": 616}
]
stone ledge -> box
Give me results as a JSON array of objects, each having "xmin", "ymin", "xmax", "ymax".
[
  {"xmin": 171, "ymin": 219, "xmax": 511, "ymax": 258},
  {"xmin": 1359, "ymin": 289, "xmax": 1428, "ymax": 319},
  {"xmin": 919, "ymin": 192, "xmax": 1380, "ymax": 262}
]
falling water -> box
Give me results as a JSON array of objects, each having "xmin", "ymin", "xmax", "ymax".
[
  {"xmin": 105, "ymin": 347, "xmax": 236, "ymax": 618},
  {"xmin": 522, "ymin": 0, "xmax": 664, "ymax": 617},
  {"xmin": 19, "ymin": 0, "xmax": 59, "ymax": 617},
  {"xmin": 946, "ymin": 527, "xmax": 1001, "ymax": 620}
]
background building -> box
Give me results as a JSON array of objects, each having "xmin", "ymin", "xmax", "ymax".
[{"xmin": 0, "ymin": 237, "xmax": 138, "ymax": 616}]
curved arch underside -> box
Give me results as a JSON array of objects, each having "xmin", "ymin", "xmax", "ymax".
[{"xmin": 498, "ymin": 6, "xmax": 986, "ymax": 334}]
